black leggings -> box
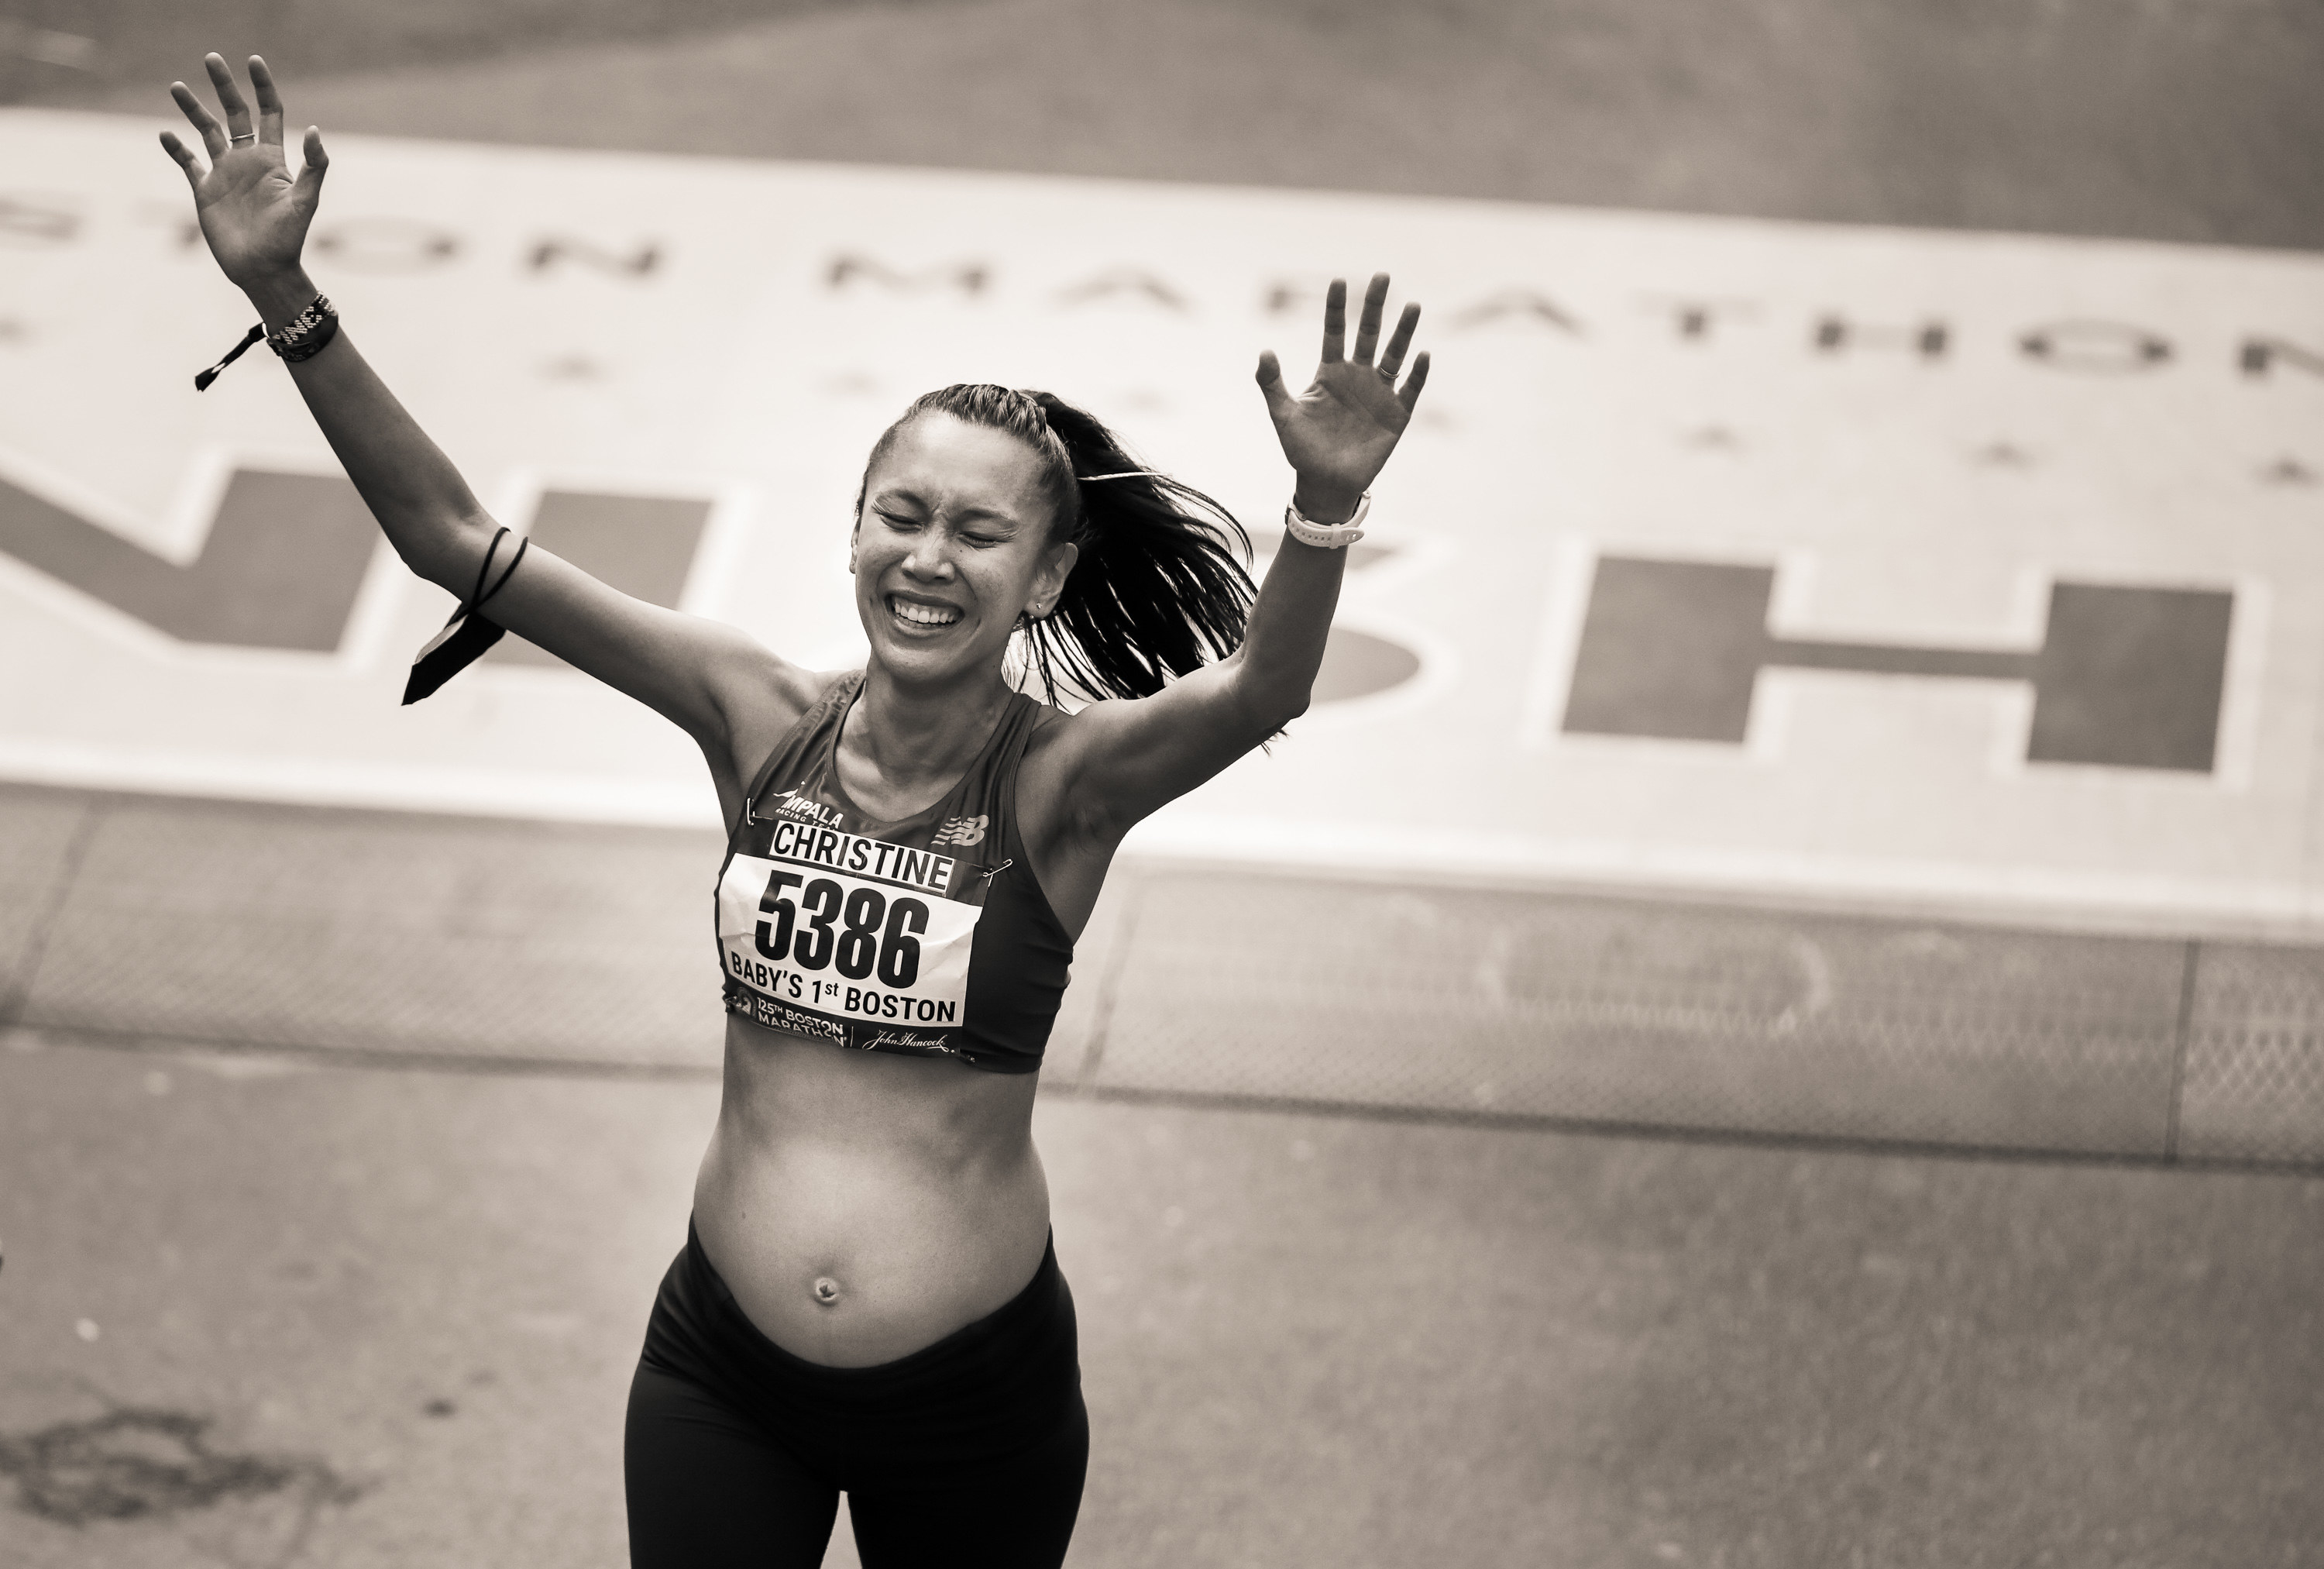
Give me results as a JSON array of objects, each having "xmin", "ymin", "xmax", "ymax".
[{"xmin": 625, "ymin": 1222, "xmax": 1088, "ymax": 1568}]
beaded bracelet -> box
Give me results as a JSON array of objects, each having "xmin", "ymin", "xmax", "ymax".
[
  {"xmin": 193, "ymin": 293, "xmax": 340, "ymax": 391},
  {"xmin": 266, "ymin": 294, "xmax": 339, "ymax": 362}
]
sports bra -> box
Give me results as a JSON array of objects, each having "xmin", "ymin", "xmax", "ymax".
[{"xmin": 714, "ymin": 673, "xmax": 1073, "ymax": 1074}]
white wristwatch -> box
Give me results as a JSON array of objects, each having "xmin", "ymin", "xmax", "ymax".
[{"xmin": 1284, "ymin": 490, "xmax": 1370, "ymax": 549}]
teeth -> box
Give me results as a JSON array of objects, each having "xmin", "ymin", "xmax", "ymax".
[{"xmin": 890, "ymin": 597, "xmax": 960, "ymax": 628}]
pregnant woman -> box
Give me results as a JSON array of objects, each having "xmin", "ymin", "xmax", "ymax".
[{"xmin": 163, "ymin": 53, "xmax": 1429, "ymax": 1567}]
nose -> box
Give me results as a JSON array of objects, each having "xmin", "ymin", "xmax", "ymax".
[{"xmin": 900, "ymin": 528, "xmax": 955, "ymax": 581}]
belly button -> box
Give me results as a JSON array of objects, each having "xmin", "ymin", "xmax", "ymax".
[{"xmin": 812, "ymin": 1277, "xmax": 841, "ymax": 1307}]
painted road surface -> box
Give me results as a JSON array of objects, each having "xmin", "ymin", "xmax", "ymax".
[{"xmin": 4, "ymin": 110, "xmax": 2323, "ymax": 936}]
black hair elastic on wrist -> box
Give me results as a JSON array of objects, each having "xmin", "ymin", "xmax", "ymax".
[{"xmin": 402, "ymin": 527, "xmax": 530, "ymax": 705}]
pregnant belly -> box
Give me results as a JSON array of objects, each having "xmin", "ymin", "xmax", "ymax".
[{"xmin": 690, "ymin": 1024, "xmax": 1052, "ymax": 1368}]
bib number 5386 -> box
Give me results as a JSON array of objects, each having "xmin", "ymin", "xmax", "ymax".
[{"xmin": 755, "ymin": 870, "xmax": 927, "ymax": 988}]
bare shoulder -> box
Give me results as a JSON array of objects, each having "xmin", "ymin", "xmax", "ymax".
[
  {"xmin": 1019, "ymin": 693, "xmax": 1088, "ymax": 763},
  {"xmin": 1022, "ymin": 692, "xmax": 1122, "ymax": 754},
  {"xmin": 1005, "ymin": 653, "xmax": 1274, "ymax": 864},
  {"xmin": 1016, "ymin": 697, "xmax": 1119, "ymax": 845},
  {"xmin": 1013, "ymin": 697, "xmax": 1123, "ymax": 938},
  {"xmin": 701, "ymin": 639, "xmax": 851, "ymax": 803}
]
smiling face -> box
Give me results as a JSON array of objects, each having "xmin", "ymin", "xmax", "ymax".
[{"xmin": 851, "ymin": 412, "xmax": 1078, "ymax": 689}]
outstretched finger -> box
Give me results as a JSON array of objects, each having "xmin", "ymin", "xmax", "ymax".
[
  {"xmin": 202, "ymin": 53, "xmax": 254, "ymax": 145},
  {"xmin": 249, "ymin": 55, "xmax": 286, "ymax": 147},
  {"xmin": 1319, "ymin": 278, "xmax": 1347, "ymax": 364},
  {"xmin": 158, "ymin": 129, "xmax": 205, "ymax": 188},
  {"xmin": 1351, "ymin": 273, "xmax": 1390, "ymax": 365},
  {"xmin": 170, "ymin": 80, "xmax": 229, "ymax": 158},
  {"xmin": 1255, "ymin": 349, "xmax": 1295, "ymax": 417},
  {"xmin": 1377, "ymin": 301, "xmax": 1422, "ymax": 378},
  {"xmin": 1396, "ymin": 349, "xmax": 1432, "ymax": 414},
  {"xmin": 294, "ymin": 125, "xmax": 330, "ymax": 205}
]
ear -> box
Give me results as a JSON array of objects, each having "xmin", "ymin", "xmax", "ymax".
[
  {"xmin": 1027, "ymin": 538, "xmax": 1079, "ymax": 620},
  {"xmin": 847, "ymin": 516, "xmax": 859, "ymax": 575}
]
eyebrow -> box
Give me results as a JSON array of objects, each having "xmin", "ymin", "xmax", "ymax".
[{"xmin": 873, "ymin": 487, "xmax": 1021, "ymax": 525}]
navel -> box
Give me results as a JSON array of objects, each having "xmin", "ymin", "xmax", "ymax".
[{"xmin": 812, "ymin": 1276, "xmax": 842, "ymax": 1307}]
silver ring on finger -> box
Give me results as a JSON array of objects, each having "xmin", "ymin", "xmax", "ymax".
[{"xmin": 230, "ymin": 132, "xmax": 257, "ymax": 144}]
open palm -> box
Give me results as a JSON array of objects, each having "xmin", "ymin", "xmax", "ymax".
[
  {"xmin": 1256, "ymin": 274, "xmax": 1430, "ymax": 510},
  {"xmin": 159, "ymin": 53, "xmax": 327, "ymax": 291}
]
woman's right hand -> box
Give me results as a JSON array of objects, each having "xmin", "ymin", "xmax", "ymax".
[{"xmin": 160, "ymin": 53, "xmax": 327, "ymax": 301}]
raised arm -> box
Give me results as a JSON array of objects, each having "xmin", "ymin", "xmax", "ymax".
[
  {"xmin": 160, "ymin": 55, "xmax": 815, "ymax": 763},
  {"xmin": 1039, "ymin": 274, "xmax": 1429, "ymax": 838}
]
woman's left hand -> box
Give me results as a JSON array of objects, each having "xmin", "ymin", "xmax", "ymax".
[{"xmin": 1256, "ymin": 273, "xmax": 1429, "ymax": 522}]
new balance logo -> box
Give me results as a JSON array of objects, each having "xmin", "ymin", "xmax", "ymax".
[
  {"xmin": 931, "ymin": 815, "xmax": 988, "ymax": 848},
  {"xmin": 1562, "ymin": 556, "xmax": 2233, "ymax": 772}
]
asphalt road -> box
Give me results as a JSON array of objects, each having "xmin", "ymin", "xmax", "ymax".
[
  {"xmin": 25, "ymin": 0, "xmax": 2324, "ymax": 250},
  {"xmin": 5, "ymin": 1034, "xmax": 2321, "ymax": 1568}
]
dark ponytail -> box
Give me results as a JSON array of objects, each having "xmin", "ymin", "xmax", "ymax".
[{"xmin": 861, "ymin": 384, "xmax": 1256, "ymax": 704}]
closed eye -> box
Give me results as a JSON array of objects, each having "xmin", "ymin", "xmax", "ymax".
[{"xmin": 877, "ymin": 509, "xmax": 1007, "ymax": 547}]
